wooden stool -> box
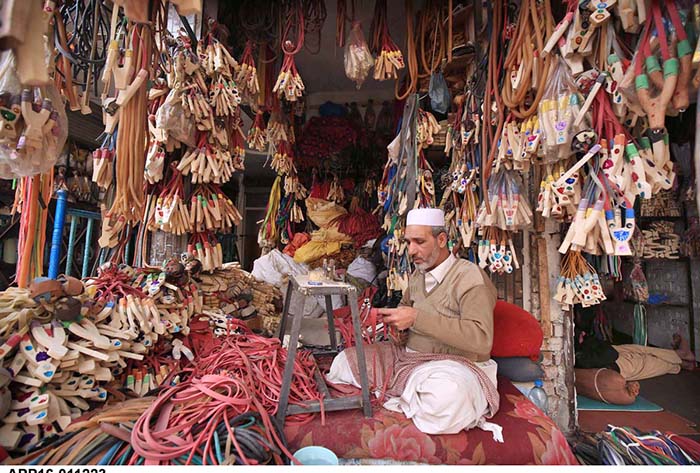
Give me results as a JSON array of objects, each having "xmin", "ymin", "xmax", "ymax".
[{"xmin": 276, "ymin": 274, "xmax": 372, "ymax": 425}]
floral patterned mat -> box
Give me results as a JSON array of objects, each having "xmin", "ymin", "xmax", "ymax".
[{"xmin": 284, "ymin": 377, "xmax": 579, "ymax": 465}]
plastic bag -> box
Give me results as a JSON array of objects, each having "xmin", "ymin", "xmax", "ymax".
[
  {"xmin": 536, "ymin": 56, "xmax": 581, "ymax": 162},
  {"xmin": 155, "ymin": 88, "xmax": 196, "ymax": 148},
  {"xmin": 347, "ymin": 255, "xmax": 377, "ymax": 284},
  {"xmin": 0, "ymin": 51, "xmax": 67, "ymax": 179},
  {"xmin": 429, "ymin": 72, "xmax": 451, "ymax": 114},
  {"xmin": 251, "ymin": 249, "xmax": 326, "ymax": 318},
  {"xmin": 344, "ymin": 21, "xmax": 374, "ymax": 89}
]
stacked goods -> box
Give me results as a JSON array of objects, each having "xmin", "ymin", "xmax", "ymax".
[
  {"xmin": 0, "ymin": 252, "xmax": 287, "ymax": 458},
  {"xmin": 199, "ymin": 263, "xmax": 281, "ymax": 335},
  {"xmin": 10, "ymin": 324, "xmax": 320, "ymax": 465},
  {"xmin": 0, "ymin": 259, "xmax": 201, "ymax": 453},
  {"xmin": 135, "ymin": 23, "xmax": 245, "ymax": 269},
  {"xmin": 641, "ymin": 221, "xmax": 681, "ymax": 259},
  {"xmin": 296, "ymin": 117, "xmax": 358, "ymax": 169}
]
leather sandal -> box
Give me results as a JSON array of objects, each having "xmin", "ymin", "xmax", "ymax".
[
  {"xmin": 29, "ymin": 277, "xmax": 65, "ymax": 302},
  {"xmin": 53, "ymin": 297, "xmax": 82, "ymax": 322},
  {"xmin": 57, "ymin": 274, "xmax": 84, "ymax": 297}
]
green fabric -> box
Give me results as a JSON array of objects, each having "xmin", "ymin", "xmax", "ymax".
[{"xmin": 577, "ymin": 394, "xmax": 663, "ymax": 412}]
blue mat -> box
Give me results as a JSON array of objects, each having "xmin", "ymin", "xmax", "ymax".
[{"xmin": 577, "ymin": 394, "xmax": 663, "ymax": 412}]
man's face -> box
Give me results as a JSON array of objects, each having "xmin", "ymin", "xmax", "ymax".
[{"xmin": 405, "ymin": 225, "xmax": 444, "ymax": 271}]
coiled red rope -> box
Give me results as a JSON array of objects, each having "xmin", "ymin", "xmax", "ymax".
[{"xmin": 128, "ymin": 321, "xmax": 322, "ymax": 465}]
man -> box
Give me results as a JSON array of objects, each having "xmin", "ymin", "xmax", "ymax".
[{"xmin": 327, "ymin": 208, "xmax": 502, "ymax": 437}]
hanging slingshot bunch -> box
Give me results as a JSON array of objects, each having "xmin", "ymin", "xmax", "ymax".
[
  {"xmin": 236, "ymin": 40, "xmax": 261, "ymax": 106},
  {"xmin": 274, "ymin": 4, "xmax": 306, "ymax": 102},
  {"xmin": 371, "ymin": 0, "xmax": 405, "ymax": 81},
  {"xmin": 150, "ymin": 165, "xmax": 189, "ymax": 236},
  {"xmin": 477, "ymin": 227, "xmax": 521, "ymax": 275},
  {"xmin": 476, "ymin": 169, "xmax": 533, "ymax": 231},
  {"xmin": 247, "ymin": 110, "xmax": 268, "ymax": 151},
  {"xmin": 537, "ymin": 159, "xmax": 581, "ymax": 222},
  {"xmin": 555, "ymin": 250, "xmax": 607, "ymax": 310}
]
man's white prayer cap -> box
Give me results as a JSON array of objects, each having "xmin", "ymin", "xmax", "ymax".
[{"xmin": 406, "ymin": 208, "xmax": 445, "ymax": 227}]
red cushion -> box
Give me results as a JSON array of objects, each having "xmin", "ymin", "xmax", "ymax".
[{"xmin": 491, "ymin": 300, "xmax": 543, "ymax": 360}]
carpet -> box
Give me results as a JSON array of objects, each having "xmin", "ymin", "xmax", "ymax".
[
  {"xmin": 577, "ymin": 395, "xmax": 663, "ymax": 412},
  {"xmin": 578, "ymin": 410, "xmax": 700, "ymax": 436}
]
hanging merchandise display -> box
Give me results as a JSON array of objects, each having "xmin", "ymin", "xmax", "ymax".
[
  {"xmin": 477, "ymin": 227, "xmax": 521, "ymax": 275},
  {"xmin": 377, "ymin": 95, "xmax": 434, "ymax": 291},
  {"xmin": 555, "ymin": 250, "xmax": 607, "ymax": 310},
  {"xmin": 0, "ymin": 54, "xmax": 68, "ymax": 179},
  {"xmin": 13, "ymin": 174, "xmax": 54, "ymax": 288},
  {"xmin": 640, "ymin": 220, "xmax": 681, "ymax": 259},
  {"xmin": 247, "ymin": 110, "xmax": 268, "ymax": 151},
  {"xmin": 629, "ymin": 230, "xmax": 649, "ymax": 345},
  {"xmin": 4, "ymin": 1, "xmax": 53, "ymax": 87},
  {"xmin": 501, "ymin": 0, "xmax": 555, "ymax": 119},
  {"xmin": 53, "ymin": 0, "xmax": 113, "ymax": 114},
  {"xmin": 370, "ymin": 0, "xmax": 405, "ymax": 81},
  {"xmin": 6, "ymin": 0, "xmax": 700, "ymax": 464},
  {"xmin": 537, "ymin": 56, "xmax": 582, "ymax": 163},
  {"xmin": 344, "ymin": 21, "xmax": 374, "ymax": 89},
  {"xmin": 476, "ymin": 169, "xmax": 533, "ymax": 231},
  {"xmin": 273, "ymin": 5, "xmax": 306, "ymax": 102},
  {"xmin": 237, "ymin": 40, "xmax": 261, "ymax": 106},
  {"xmin": 441, "ymin": 80, "xmax": 483, "ymax": 253},
  {"xmin": 258, "ymin": 176, "xmax": 282, "ymax": 250},
  {"xmin": 149, "ymin": 165, "xmax": 189, "ymax": 236},
  {"xmin": 98, "ymin": 6, "xmax": 152, "ymax": 251},
  {"xmin": 128, "ymin": 17, "xmax": 245, "ymax": 269}
]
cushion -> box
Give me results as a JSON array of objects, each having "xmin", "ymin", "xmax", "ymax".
[
  {"xmin": 494, "ymin": 357, "xmax": 544, "ymax": 382},
  {"xmin": 491, "ymin": 301, "xmax": 543, "ymax": 360},
  {"xmin": 284, "ymin": 377, "xmax": 579, "ymax": 465},
  {"xmin": 574, "ymin": 368, "xmax": 638, "ymax": 405}
]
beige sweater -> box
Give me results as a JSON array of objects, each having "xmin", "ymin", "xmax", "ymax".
[{"xmin": 400, "ymin": 258, "xmax": 497, "ymax": 362}]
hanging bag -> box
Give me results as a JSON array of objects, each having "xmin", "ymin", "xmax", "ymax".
[{"xmin": 428, "ymin": 70, "xmax": 450, "ymax": 114}]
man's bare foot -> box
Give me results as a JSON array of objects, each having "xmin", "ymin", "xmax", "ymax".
[
  {"xmin": 626, "ymin": 381, "xmax": 640, "ymax": 398},
  {"xmin": 673, "ymin": 333, "xmax": 696, "ymax": 370}
]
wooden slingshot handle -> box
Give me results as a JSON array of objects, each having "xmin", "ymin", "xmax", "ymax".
[
  {"xmin": 636, "ymin": 58, "xmax": 678, "ymax": 129},
  {"xmin": 14, "ymin": 0, "xmax": 50, "ymax": 86},
  {"xmin": 672, "ymin": 42, "xmax": 692, "ymax": 112}
]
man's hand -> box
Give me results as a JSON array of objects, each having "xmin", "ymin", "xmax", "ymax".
[{"xmin": 377, "ymin": 306, "xmax": 418, "ymax": 331}]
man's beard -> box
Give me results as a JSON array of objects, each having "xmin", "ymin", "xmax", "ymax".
[{"xmin": 414, "ymin": 245, "xmax": 441, "ymax": 272}]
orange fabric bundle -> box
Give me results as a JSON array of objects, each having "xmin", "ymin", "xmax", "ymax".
[{"xmin": 283, "ymin": 232, "xmax": 311, "ymax": 257}]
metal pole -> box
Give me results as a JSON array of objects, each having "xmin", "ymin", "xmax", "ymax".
[
  {"xmin": 82, "ymin": 218, "xmax": 95, "ymax": 278},
  {"xmin": 48, "ymin": 190, "xmax": 68, "ymax": 279},
  {"xmin": 65, "ymin": 215, "xmax": 78, "ymax": 276}
]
